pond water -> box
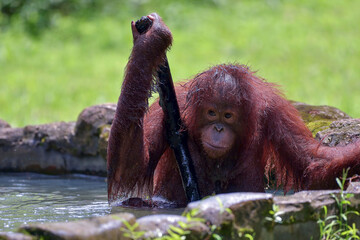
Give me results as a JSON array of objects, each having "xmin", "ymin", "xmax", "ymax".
[{"xmin": 0, "ymin": 173, "xmax": 182, "ymax": 232}]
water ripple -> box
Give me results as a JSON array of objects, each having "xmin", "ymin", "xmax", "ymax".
[{"xmin": 0, "ymin": 173, "xmax": 111, "ymax": 232}]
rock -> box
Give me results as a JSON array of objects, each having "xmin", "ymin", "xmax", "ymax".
[
  {"xmin": 274, "ymin": 190, "xmax": 337, "ymax": 224},
  {"xmin": 347, "ymin": 182, "xmax": 360, "ymax": 193},
  {"xmin": 0, "ymin": 119, "xmax": 11, "ymax": 128},
  {"xmin": 20, "ymin": 213, "xmax": 135, "ymax": 240},
  {"xmin": 0, "ymin": 232, "xmax": 32, "ymax": 240},
  {"xmin": 0, "ymin": 122, "xmax": 80, "ymax": 175},
  {"xmin": 272, "ymin": 190, "xmax": 337, "ymax": 240},
  {"xmin": 0, "ymin": 104, "xmax": 118, "ymax": 175},
  {"xmin": 185, "ymin": 193, "xmax": 273, "ymax": 239},
  {"xmin": 0, "ymin": 122, "xmax": 75, "ymax": 151},
  {"xmin": 73, "ymin": 104, "xmax": 116, "ymax": 156},
  {"xmin": 0, "ymin": 123, "xmax": 107, "ymax": 175},
  {"xmin": 0, "ymin": 128, "xmax": 24, "ymax": 148},
  {"xmin": 137, "ymin": 214, "xmax": 209, "ymax": 239},
  {"xmin": 315, "ymin": 119, "xmax": 360, "ymax": 146},
  {"xmin": 99, "ymin": 125, "xmax": 111, "ymax": 161},
  {"xmin": 23, "ymin": 122, "xmax": 76, "ymax": 153},
  {"xmin": 291, "ymin": 101, "xmax": 351, "ymax": 136},
  {"xmin": 292, "ymin": 101, "xmax": 351, "ymax": 122},
  {"xmin": 272, "ymin": 189, "xmax": 360, "ymax": 240}
]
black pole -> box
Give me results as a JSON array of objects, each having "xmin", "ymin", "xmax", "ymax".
[
  {"xmin": 135, "ymin": 16, "xmax": 200, "ymax": 202},
  {"xmin": 157, "ymin": 58, "xmax": 201, "ymax": 202}
]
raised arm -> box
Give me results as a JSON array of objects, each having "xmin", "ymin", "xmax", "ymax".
[{"xmin": 107, "ymin": 13, "xmax": 172, "ymax": 203}]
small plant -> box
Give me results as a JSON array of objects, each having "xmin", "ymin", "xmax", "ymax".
[
  {"xmin": 265, "ymin": 203, "xmax": 283, "ymax": 230},
  {"xmin": 237, "ymin": 229, "xmax": 255, "ymax": 240},
  {"xmin": 120, "ymin": 220, "xmax": 145, "ymax": 240},
  {"xmin": 317, "ymin": 168, "xmax": 360, "ymax": 240}
]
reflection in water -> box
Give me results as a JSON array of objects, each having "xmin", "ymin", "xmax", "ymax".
[{"xmin": 0, "ymin": 173, "xmax": 182, "ymax": 232}]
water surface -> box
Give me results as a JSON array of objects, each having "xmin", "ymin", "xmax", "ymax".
[{"xmin": 0, "ymin": 173, "xmax": 181, "ymax": 232}]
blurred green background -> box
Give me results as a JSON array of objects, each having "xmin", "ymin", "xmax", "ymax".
[{"xmin": 1, "ymin": 0, "xmax": 359, "ymax": 127}]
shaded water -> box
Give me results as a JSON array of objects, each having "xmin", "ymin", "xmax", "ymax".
[{"xmin": 0, "ymin": 173, "xmax": 182, "ymax": 232}]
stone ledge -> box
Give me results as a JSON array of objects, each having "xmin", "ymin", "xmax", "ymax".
[
  {"xmin": 19, "ymin": 213, "xmax": 135, "ymax": 240},
  {"xmin": 0, "ymin": 104, "xmax": 116, "ymax": 176}
]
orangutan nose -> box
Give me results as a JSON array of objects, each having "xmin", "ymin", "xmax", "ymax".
[{"xmin": 214, "ymin": 124, "xmax": 224, "ymax": 132}]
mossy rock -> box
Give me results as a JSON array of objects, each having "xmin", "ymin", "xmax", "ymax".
[
  {"xmin": 73, "ymin": 103, "xmax": 116, "ymax": 156},
  {"xmin": 305, "ymin": 120, "xmax": 333, "ymax": 137},
  {"xmin": 291, "ymin": 101, "xmax": 351, "ymax": 137},
  {"xmin": 99, "ymin": 124, "xmax": 111, "ymax": 160},
  {"xmin": 315, "ymin": 119, "xmax": 360, "ymax": 146},
  {"xmin": 291, "ymin": 101, "xmax": 351, "ymax": 123}
]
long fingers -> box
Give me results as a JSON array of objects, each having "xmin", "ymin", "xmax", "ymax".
[
  {"xmin": 131, "ymin": 21, "xmax": 140, "ymax": 42},
  {"xmin": 147, "ymin": 13, "xmax": 156, "ymax": 21}
]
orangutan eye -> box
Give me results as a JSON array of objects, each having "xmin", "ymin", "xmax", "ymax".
[
  {"xmin": 224, "ymin": 113, "xmax": 232, "ymax": 119},
  {"xmin": 208, "ymin": 110, "xmax": 216, "ymax": 117}
]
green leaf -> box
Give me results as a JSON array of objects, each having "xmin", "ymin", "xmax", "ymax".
[
  {"xmin": 178, "ymin": 221, "xmax": 188, "ymax": 229},
  {"xmin": 210, "ymin": 224, "xmax": 217, "ymax": 231},
  {"xmin": 212, "ymin": 233, "xmax": 222, "ymax": 240},
  {"xmin": 324, "ymin": 215, "xmax": 338, "ymax": 221},
  {"xmin": 336, "ymin": 178, "xmax": 342, "ymax": 189},
  {"xmin": 245, "ymin": 233, "xmax": 254, "ymax": 240},
  {"xmin": 323, "ymin": 206, "xmax": 328, "ymax": 216},
  {"xmin": 169, "ymin": 225, "xmax": 185, "ymax": 235},
  {"xmin": 345, "ymin": 210, "xmax": 359, "ymax": 216},
  {"xmin": 225, "ymin": 208, "xmax": 233, "ymax": 214},
  {"xmin": 345, "ymin": 193, "xmax": 354, "ymax": 198},
  {"xmin": 167, "ymin": 229, "xmax": 180, "ymax": 239}
]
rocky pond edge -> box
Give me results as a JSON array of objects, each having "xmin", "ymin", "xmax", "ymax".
[{"xmin": 1, "ymin": 186, "xmax": 360, "ymax": 240}]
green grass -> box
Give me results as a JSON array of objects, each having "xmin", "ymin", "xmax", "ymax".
[{"xmin": 1, "ymin": 0, "xmax": 360, "ymax": 127}]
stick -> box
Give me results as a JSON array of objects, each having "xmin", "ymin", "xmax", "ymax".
[{"xmin": 135, "ymin": 16, "xmax": 201, "ymax": 202}]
